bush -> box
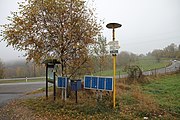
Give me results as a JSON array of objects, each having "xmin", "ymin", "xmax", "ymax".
[{"xmin": 124, "ymin": 65, "xmax": 149, "ymax": 84}]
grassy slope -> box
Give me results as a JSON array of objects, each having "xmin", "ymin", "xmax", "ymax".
[
  {"xmin": 95, "ymin": 56, "xmax": 170, "ymax": 76},
  {"xmin": 141, "ymin": 74, "xmax": 180, "ymax": 114},
  {"xmin": 94, "ymin": 68, "xmax": 124, "ymax": 76},
  {"xmin": 135, "ymin": 56, "xmax": 170, "ymax": 71}
]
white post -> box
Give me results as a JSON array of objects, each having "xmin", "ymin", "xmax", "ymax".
[
  {"xmin": 65, "ymin": 88, "xmax": 67, "ymax": 101},
  {"xmin": 100, "ymin": 91, "xmax": 102, "ymax": 101},
  {"xmin": 62, "ymin": 89, "xmax": 64, "ymax": 100},
  {"xmin": 96, "ymin": 90, "xmax": 99, "ymax": 101}
]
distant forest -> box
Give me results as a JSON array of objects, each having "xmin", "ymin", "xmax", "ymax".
[
  {"xmin": 0, "ymin": 61, "xmax": 45, "ymax": 79},
  {"xmin": 0, "ymin": 43, "xmax": 179, "ymax": 79}
]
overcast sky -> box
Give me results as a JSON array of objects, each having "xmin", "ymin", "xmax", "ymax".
[{"xmin": 0, "ymin": 0, "xmax": 180, "ymax": 62}]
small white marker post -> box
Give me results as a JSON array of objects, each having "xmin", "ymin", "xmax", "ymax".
[{"xmin": 62, "ymin": 89, "xmax": 64, "ymax": 100}]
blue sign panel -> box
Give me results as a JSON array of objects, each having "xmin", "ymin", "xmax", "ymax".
[
  {"xmin": 92, "ymin": 77, "xmax": 98, "ymax": 89},
  {"xmin": 57, "ymin": 77, "xmax": 67, "ymax": 88},
  {"xmin": 71, "ymin": 80, "xmax": 81, "ymax": 91},
  {"xmin": 98, "ymin": 77, "xmax": 105, "ymax": 90},
  {"xmin": 106, "ymin": 78, "xmax": 113, "ymax": 91},
  {"xmin": 84, "ymin": 76, "xmax": 91, "ymax": 89},
  {"xmin": 71, "ymin": 81, "xmax": 76, "ymax": 91},
  {"xmin": 84, "ymin": 75, "xmax": 113, "ymax": 91},
  {"xmin": 76, "ymin": 80, "xmax": 81, "ymax": 90}
]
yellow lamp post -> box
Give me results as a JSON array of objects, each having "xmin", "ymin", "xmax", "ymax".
[{"xmin": 106, "ymin": 23, "xmax": 122, "ymax": 108}]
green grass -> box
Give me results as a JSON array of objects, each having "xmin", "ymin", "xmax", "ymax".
[
  {"xmin": 94, "ymin": 68, "xmax": 125, "ymax": 76},
  {"xmin": 135, "ymin": 56, "xmax": 170, "ymax": 71},
  {"xmin": 141, "ymin": 74, "xmax": 180, "ymax": 114},
  {"xmin": 95, "ymin": 56, "xmax": 170, "ymax": 76}
]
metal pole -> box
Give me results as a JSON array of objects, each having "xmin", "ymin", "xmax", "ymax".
[
  {"xmin": 46, "ymin": 64, "xmax": 48, "ymax": 99},
  {"xmin": 106, "ymin": 23, "xmax": 121, "ymax": 109},
  {"xmin": 113, "ymin": 54, "xmax": 116, "ymax": 108},
  {"xmin": 62, "ymin": 89, "xmax": 64, "ymax": 100},
  {"xmin": 75, "ymin": 81, "xmax": 78, "ymax": 103},
  {"xmin": 54, "ymin": 68, "xmax": 56, "ymax": 101},
  {"xmin": 100, "ymin": 90, "xmax": 102, "ymax": 101},
  {"xmin": 112, "ymin": 27, "xmax": 116, "ymax": 108},
  {"xmin": 165, "ymin": 66, "xmax": 166, "ymax": 74},
  {"xmin": 112, "ymin": 28, "xmax": 115, "ymax": 41},
  {"xmin": 65, "ymin": 88, "xmax": 67, "ymax": 100},
  {"xmin": 75, "ymin": 90, "xmax": 78, "ymax": 103}
]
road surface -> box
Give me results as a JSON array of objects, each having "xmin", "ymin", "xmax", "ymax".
[
  {"xmin": 0, "ymin": 82, "xmax": 45, "ymax": 107},
  {"xmin": 143, "ymin": 61, "xmax": 180, "ymax": 76}
]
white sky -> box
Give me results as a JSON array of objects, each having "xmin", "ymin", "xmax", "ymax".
[{"xmin": 0, "ymin": 0, "xmax": 180, "ymax": 62}]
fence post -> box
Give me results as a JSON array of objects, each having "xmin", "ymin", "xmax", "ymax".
[{"xmin": 165, "ymin": 66, "xmax": 166, "ymax": 74}]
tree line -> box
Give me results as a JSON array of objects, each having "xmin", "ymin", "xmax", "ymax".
[
  {"xmin": 0, "ymin": 60, "xmax": 45, "ymax": 79},
  {"xmin": 0, "ymin": 42, "xmax": 179, "ymax": 79},
  {"xmin": 148, "ymin": 43, "xmax": 180, "ymax": 62}
]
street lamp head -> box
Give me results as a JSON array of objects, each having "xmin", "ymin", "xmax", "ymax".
[{"xmin": 106, "ymin": 23, "xmax": 122, "ymax": 29}]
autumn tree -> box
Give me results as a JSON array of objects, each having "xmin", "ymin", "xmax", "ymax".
[
  {"xmin": 93, "ymin": 35, "xmax": 108, "ymax": 74},
  {"xmin": 1, "ymin": 0, "xmax": 101, "ymax": 78}
]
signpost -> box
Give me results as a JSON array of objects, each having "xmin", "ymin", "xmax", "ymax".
[
  {"xmin": 43, "ymin": 59, "xmax": 60, "ymax": 101},
  {"xmin": 108, "ymin": 41, "xmax": 120, "ymax": 54},
  {"xmin": 106, "ymin": 23, "xmax": 122, "ymax": 108}
]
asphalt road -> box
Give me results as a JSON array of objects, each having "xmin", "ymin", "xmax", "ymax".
[
  {"xmin": 0, "ymin": 82, "xmax": 45, "ymax": 107},
  {"xmin": 143, "ymin": 61, "xmax": 180, "ymax": 76}
]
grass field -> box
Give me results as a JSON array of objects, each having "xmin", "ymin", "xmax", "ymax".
[
  {"xmin": 2, "ymin": 73, "xmax": 179, "ymax": 119},
  {"xmin": 135, "ymin": 56, "xmax": 171, "ymax": 71},
  {"xmin": 95, "ymin": 56, "xmax": 170, "ymax": 76},
  {"xmin": 141, "ymin": 74, "xmax": 180, "ymax": 115},
  {"xmin": 94, "ymin": 68, "xmax": 124, "ymax": 76}
]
